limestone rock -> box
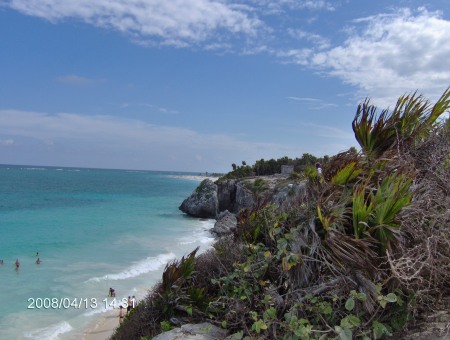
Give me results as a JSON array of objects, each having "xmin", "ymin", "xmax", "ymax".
[
  {"xmin": 216, "ymin": 180, "xmax": 237, "ymax": 212},
  {"xmin": 152, "ymin": 322, "xmax": 227, "ymax": 340},
  {"xmin": 234, "ymin": 181, "xmax": 254, "ymax": 212},
  {"xmin": 211, "ymin": 210, "xmax": 237, "ymax": 236},
  {"xmin": 179, "ymin": 179, "xmax": 218, "ymax": 218}
]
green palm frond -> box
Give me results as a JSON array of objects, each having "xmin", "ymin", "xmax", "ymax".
[
  {"xmin": 331, "ymin": 161, "xmax": 362, "ymax": 186},
  {"xmin": 369, "ymin": 174, "xmax": 413, "ymax": 253},
  {"xmin": 317, "ymin": 190, "xmax": 351, "ymax": 236},
  {"xmin": 352, "ymin": 186, "xmax": 373, "ymax": 239},
  {"xmin": 161, "ymin": 247, "xmax": 199, "ymax": 292},
  {"xmin": 352, "ymin": 87, "xmax": 450, "ymax": 160},
  {"xmin": 352, "ymin": 101, "xmax": 396, "ymax": 160}
]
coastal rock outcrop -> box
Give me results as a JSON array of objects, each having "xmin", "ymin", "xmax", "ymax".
[
  {"xmin": 215, "ymin": 179, "xmax": 254, "ymax": 213},
  {"xmin": 179, "ymin": 179, "xmax": 218, "ymax": 218},
  {"xmin": 211, "ymin": 210, "xmax": 237, "ymax": 236},
  {"xmin": 151, "ymin": 322, "xmax": 227, "ymax": 340},
  {"xmin": 180, "ymin": 176, "xmax": 308, "ymax": 221}
]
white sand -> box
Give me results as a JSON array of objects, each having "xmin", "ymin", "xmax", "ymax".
[
  {"xmin": 167, "ymin": 175, "xmax": 220, "ymax": 182},
  {"xmin": 83, "ymin": 309, "xmax": 120, "ymax": 340}
]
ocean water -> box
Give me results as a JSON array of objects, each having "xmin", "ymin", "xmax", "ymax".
[{"xmin": 0, "ymin": 165, "xmax": 214, "ymax": 339}]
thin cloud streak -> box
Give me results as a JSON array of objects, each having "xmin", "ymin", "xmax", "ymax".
[
  {"xmin": 56, "ymin": 75, "xmax": 100, "ymax": 85},
  {"xmin": 0, "ymin": 110, "xmax": 338, "ymax": 171},
  {"xmin": 287, "ymin": 97, "xmax": 320, "ymax": 102}
]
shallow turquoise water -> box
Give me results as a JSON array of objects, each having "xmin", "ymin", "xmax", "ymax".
[{"xmin": 0, "ymin": 165, "xmax": 214, "ymax": 339}]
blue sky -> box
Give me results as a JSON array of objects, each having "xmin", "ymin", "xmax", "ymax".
[{"xmin": 0, "ymin": 0, "xmax": 449, "ymax": 172}]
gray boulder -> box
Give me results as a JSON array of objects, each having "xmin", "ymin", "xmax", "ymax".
[
  {"xmin": 217, "ymin": 180, "xmax": 237, "ymax": 212},
  {"xmin": 211, "ymin": 210, "xmax": 237, "ymax": 236},
  {"xmin": 152, "ymin": 322, "xmax": 227, "ymax": 340},
  {"xmin": 234, "ymin": 181, "xmax": 254, "ymax": 213},
  {"xmin": 179, "ymin": 179, "xmax": 218, "ymax": 218}
]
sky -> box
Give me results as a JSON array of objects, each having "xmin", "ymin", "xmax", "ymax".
[{"xmin": 0, "ymin": 0, "xmax": 449, "ymax": 173}]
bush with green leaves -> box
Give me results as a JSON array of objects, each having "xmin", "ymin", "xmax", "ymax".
[{"xmin": 112, "ymin": 89, "xmax": 449, "ymax": 340}]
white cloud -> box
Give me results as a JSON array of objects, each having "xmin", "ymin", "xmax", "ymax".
[
  {"xmin": 305, "ymin": 8, "xmax": 450, "ymax": 106},
  {"xmin": 247, "ymin": 0, "xmax": 335, "ymax": 14},
  {"xmin": 287, "ymin": 97, "xmax": 320, "ymax": 102},
  {"xmin": 300, "ymin": 122, "xmax": 354, "ymax": 140},
  {"xmin": 287, "ymin": 29, "xmax": 330, "ymax": 50},
  {"xmin": 5, "ymin": 0, "xmax": 262, "ymax": 47},
  {"xmin": 56, "ymin": 75, "xmax": 99, "ymax": 85},
  {"xmin": 0, "ymin": 138, "xmax": 15, "ymax": 146}
]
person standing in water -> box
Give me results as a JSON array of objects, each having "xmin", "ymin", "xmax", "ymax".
[{"xmin": 15, "ymin": 259, "xmax": 20, "ymax": 270}]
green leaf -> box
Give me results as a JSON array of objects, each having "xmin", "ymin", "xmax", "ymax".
[
  {"xmin": 341, "ymin": 315, "xmax": 361, "ymax": 328},
  {"xmin": 228, "ymin": 331, "xmax": 243, "ymax": 340},
  {"xmin": 263, "ymin": 307, "xmax": 277, "ymax": 321},
  {"xmin": 252, "ymin": 319, "xmax": 268, "ymax": 333},
  {"xmin": 384, "ymin": 293, "xmax": 397, "ymax": 303},
  {"xmin": 372, "ymin": 321, "xmax": 392, "ymax": 338},
  {"xmin": 357, "ymin": 292, "xmax": 367, "ymax": 301},
  {"xmin": 335, "ymin": 326, "xmax": 352, "ymax": 340},
  {"xmin": 345, "ymin": 297, "xmax": 355, "ymax": 311}
]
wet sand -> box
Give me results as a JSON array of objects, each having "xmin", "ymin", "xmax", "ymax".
[{"xmin": 83, "ymin": 309, "xmax": 120, "ymax": 340}]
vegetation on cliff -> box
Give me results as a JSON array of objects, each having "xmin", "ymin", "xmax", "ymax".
[
  {"xmin": 222, "ymin": 153, "xmax": 333, "ymax": 180},
  {"xmin": 112, "ymin": 89, "xmax": 449, "ymax": 339}
]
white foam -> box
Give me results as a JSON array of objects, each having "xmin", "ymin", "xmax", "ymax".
[
  {"xmin": 86, "ymin": 252, "xmax": 176, "ymax": 282},
  {"xmin": 23, "ymin": 167, "xmax": 46, "ymax": 171},
  {"xmin": 167, "ymin": 175, "xmax": 219, "ymax": 182},
  {"xmin": 178, "ymin": 220, "xmax": 215, "ymax": 247},
  {"xmin": 83, "ymin": 305, "xmax": 114, "ymax": 317},
  {"xmin": 24, "ymin": 321, "xmax": 73, "ymax": 340}
]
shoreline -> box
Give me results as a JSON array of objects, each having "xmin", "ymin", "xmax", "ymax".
[
  {"xmin": 167, "ymin": 175, "xmax": 220, "ymax": 182},
  {"xmin": 82, "ymin": 246, "xmax": 216, "ymax": 340},
  {"xmin": 83, "ymin": 309, "xmax": 120, "ymax": 340}
]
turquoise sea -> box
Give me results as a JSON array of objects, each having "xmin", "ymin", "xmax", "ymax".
[{"xmin": 0, "ymin": 165, "xmax": 214, "ymax": 339}]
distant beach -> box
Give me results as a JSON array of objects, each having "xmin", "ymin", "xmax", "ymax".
[{"xmin": 167, "ymin": 174, "xmax": 220, "ymax": 182}]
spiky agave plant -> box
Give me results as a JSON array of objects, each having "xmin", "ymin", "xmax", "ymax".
[{"xmin": 352, "ymin": 88, "xmax": 450, "ymax": 161}]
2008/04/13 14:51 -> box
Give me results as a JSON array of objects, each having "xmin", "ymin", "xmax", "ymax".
[{"xmin": 27, "ymin": 297, "xmax": 135, "ymax": 309}]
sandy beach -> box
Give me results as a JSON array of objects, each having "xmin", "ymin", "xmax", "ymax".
[
  {"xmin": 167, "ymin": 175, "xmax": 220, "ymax": 182},
  {"xmin": 83, "ymin": 309, "xmax": 120, "ymax": 340}
]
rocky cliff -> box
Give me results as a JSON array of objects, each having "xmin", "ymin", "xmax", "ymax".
[{"xmin": 179, "ymin": 175, "xmax": 307, "ymax": 220}]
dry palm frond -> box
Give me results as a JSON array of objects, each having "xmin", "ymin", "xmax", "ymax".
[
  {"xmin": 161, "ymin": 247, "xmax": 199, "ymax": 292},
  {"xmin": 323, "ymin": 233, "xmax": 378, "ymax": 276}
]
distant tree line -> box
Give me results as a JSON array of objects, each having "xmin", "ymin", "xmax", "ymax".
[{"xmin": 222, "ymin": 151, "xmax": 352, "ymax": 179}]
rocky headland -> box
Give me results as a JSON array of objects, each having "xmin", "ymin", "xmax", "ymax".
[{"xmin": 179, "ymin": 175, "xmax": 307, "ymax": 236}]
